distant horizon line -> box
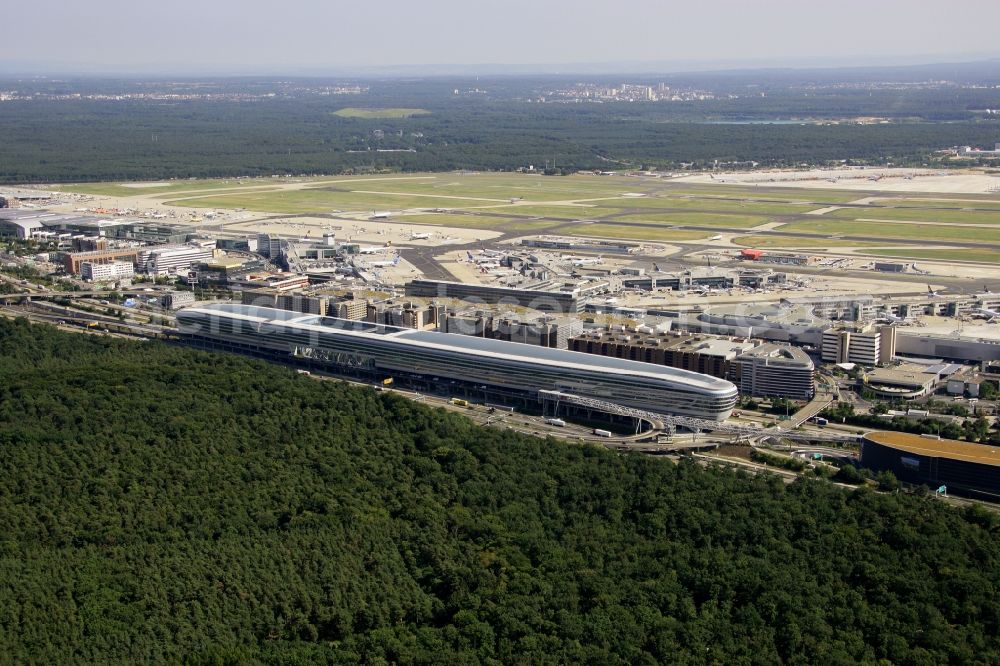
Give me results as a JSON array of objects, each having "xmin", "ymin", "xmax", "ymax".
[{"xmin": 2, "ymin": 52, "xmax": 999, "ymax": 79}]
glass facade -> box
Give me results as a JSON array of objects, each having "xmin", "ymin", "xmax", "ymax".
[{"xmin": 178, "ymin": 305, "xmax": 738, "ymax": 420}]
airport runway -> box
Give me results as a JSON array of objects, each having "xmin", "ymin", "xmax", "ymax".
[
  {"xmin": 401, "ymin": 225, "xmax": 1000, "ymax": 296},
  {"xmin": 406, "ymin": 202, "xmax": 1000, "ymax": 253}
]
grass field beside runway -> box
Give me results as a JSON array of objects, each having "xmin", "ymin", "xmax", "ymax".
[
  {"xmin": 656, "ymin": 185, "xmax": 867, "ymax": 203},
  {"xmin": 778, "ymin": 219, "xmax": 1000, "ymax": 243},
  {"xmin": 731, "ymin": 236, "xmax": 882, "ymax": 248},
  {"xmin": 397, "ymin": 214, "xmax": 560, "ymax": 231},
  {"xmin": 824, "ymin": 206, "xmax": 1000, "ymax": 224},
  {"xmin": 319, "ymin": 175, "xmax": 634, "ymax": 202},
  {"xmin": 588, "ymin": 196, "xmax": 817, "ymax": 215},
  {"xmin": 475, "ymin": 205, "xmax": 624, "ymax": 219},
  {"xmin": 162, "ymin": 174, "xmax": 651, "ymax": 213},
  {"xmin": 614, "ymin": 212, "xmax": 775, "ymax": 228},
  {"xmin": 51, "ymin": 173, "xmax": 1000, "ymax": 253},
  {"xmin": 165, "ymin": 189, "xmax": 517, "ymax": 213},
  {"xmin": 559, "ymin": 223, "xmax": 710, "ymax": 242},
  {"xmin": 876, "ymin": 198, "xmax": 1000, "ymax": 210},
  {"xmin": 54, "ymin": 179, "xmax": 283, "ymax": 198}
]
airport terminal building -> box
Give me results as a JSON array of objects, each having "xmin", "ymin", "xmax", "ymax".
[
  {"xmin": 404, "ymin": 279, "xmax": 608, "ymax": 314},
  {"xmin": 177, "ymin": 304, "xmax": 738, "ymax": 420}
]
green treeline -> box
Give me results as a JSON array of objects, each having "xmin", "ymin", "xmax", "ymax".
[
  {"xmin": 1, "ymin": 97, "xmax": 999, "ymax": 183},
  {"xmin": 0, "ymin": 317, "xmax": 999, "ymax": 663},
  {"xmin": 823, "ymin": 402, "xmax": 997, "ymax": 444}
]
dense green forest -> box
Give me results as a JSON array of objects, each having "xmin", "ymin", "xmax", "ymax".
[
  {"xmin": 2, "ymin": 74, "xmax": 1000, "ymax": 182},
  {"xmin": 1, "ymin": 316, "xmax": 999, "ymax": 663}
]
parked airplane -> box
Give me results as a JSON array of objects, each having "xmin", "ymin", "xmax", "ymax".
[
  {"xmin": 367, "ymin": 255, "xmax": 402, "ymax": 268},
  {"xmin": 970, "ymin": 307, "xmax": 1000, "ymax": 322},
  {"xmin": 358, "ymin": 245, "xmax": 391, "ymax": 254},
  {"xmin": 466, "ymin": 249, "xmax": 505, "ymax": 263},
  {"xmin": 572, "ymin": 257, "xmax": 603, "ymax": 267},
  {"xmin": 708, "ymin": 235, "xmax": 723, "ymax": 241},
  {"xmin": 370, "ymin": 211, "xmax": 391, "ymax": 220}
]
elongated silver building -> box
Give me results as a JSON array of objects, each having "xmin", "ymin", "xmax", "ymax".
[{"xmin": 177, "ymin": 304, "xmax": 738, "ymax": 420}]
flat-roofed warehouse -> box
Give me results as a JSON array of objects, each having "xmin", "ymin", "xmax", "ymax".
[
  {"xmin": 177, "ymin": 303, "xmax": 738, "ymax": 420},
  {"xmin": 861, "ymin": 431, "xmax": 1000, "ymax": 500}
]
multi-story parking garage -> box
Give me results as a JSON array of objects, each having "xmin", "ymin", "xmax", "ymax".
[{"xmin": 861, "ymin": 431, "xmax": 1000, "ymax": 500}]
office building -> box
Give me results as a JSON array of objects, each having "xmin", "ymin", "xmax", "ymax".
[
  {"xmin": 257, "ymin": 233, "xmax": 283, "ymax": 259},
  {"xmin": 331, "ymin": 298, "xmax": 369, "ymax": 320},
  {"xmin": 494, "ymin": 316, "xmax": 584, "ymax": 349},
  {"xmin": 122, "ymin": 224, "xmax": 190, "ymax": 244},
  {"xmin": 63, "ymin": 248, "xmax": 140, "ymax": 275},
  {"xmin": 138, "ymin": 245, "xmax": 214, "ymax": 276},
  {"xmin": 367, "ymin": 302, "xmax": 437, "ymax": 330},
  {"xmin": 241, "ymin": 289, "xmax": 331, "ymax": 316},
  {"xmin": 234, "ymin": 273, "xmax": 310, "ymax": 293},
  {"xmin": 160, "ymin": 291, "xmax": 197, "ymax": 310},
  {"xmin": 733, "ymin": 344, "xmax": 815, "ymax": 400},
  {"xmin": 822, "ymin": 324, "xmax": 895, "ymax": 366},
  {"xmin": 568, "ymin": 328, "xmax": 756, "ymax": 380},
  {"xmin": 216, "ymin": 238, "xmax": 255, "ymax": 252},
  {"xmin": 80, "ymin": 260, "xmax": 134, "ymax": 282}
]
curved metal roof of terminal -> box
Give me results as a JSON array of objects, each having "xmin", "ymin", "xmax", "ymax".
[{"xmin": 185, "ymin": 303, "xmax": 736, "ymax": 395}]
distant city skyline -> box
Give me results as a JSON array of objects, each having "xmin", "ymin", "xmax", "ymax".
[{"xmin": 4, "ymin": 0, "xmax": 1000, "ymax": 76}]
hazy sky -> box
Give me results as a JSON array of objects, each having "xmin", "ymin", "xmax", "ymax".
[{"xmin": 5, "ymin": 0, "xmax": 1000, "ymax": 74}]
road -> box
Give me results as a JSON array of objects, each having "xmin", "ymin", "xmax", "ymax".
[
  {"xmin": 783, "ymin": 393, "xmax": 835, "ymax": 429},
  {"xmin": 297, "ymin": 370, "xmax": 648, "ymax": 445}
]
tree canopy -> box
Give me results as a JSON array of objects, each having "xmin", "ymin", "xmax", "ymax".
[
  {"xmin": 0, "ymin": 317, "xmax": 998, "ymax": 664},
  {"xmin": 2, "ymin": 87, "xmax": 1000, "ymax": 183}
]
